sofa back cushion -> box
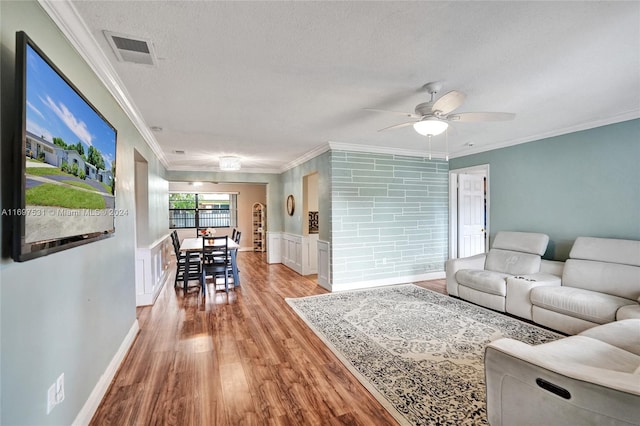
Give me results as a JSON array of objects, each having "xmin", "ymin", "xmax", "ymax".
[
  {"xmin": 563, "ymin": 259, "xmax": 640, "ymax": 300},
  {"xmin": 563, "ymin": 237, "xmax": 640, "ymax": 300},
  {"xmin": 485, "ymin": 249, "xmax": 542, "ymax": 275},
  {"xmin": 492, "ymin": 231, "xmax": 549, "ymax": 256},
  {"xmin": 570, "ymin": 237, "xmax": 640, "ymax": 267}
]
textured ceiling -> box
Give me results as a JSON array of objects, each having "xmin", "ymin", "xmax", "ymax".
[{"xmin": 68, "ymin": 0, "xmax": 640, "ymax": 173}]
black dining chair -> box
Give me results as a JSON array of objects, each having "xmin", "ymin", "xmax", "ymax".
[
  {"xmin": 201, "ymin": 235, "xmax": 233, "ymax": 293},
  {"xmin": 231, "ymin": 228, "xmax": 237, "ymax": 241},
  {"xmin": 234, "ymin": 231, "xmax": 241, "ymax": 245},
  {"xmin": 172, "ymin": 233, "xmax": 201, "ymax": 288}
]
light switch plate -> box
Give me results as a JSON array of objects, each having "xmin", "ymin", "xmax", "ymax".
[{"xmin": 47, "ymin": 383, "xmax": 56, "ymax": 414}]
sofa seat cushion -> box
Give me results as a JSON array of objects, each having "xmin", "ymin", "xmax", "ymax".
[
  {"xmin": 455, "ymin": 269, "xmax": 511, "ymax": 296},
  {"xmin": 530, "ymin": 286, "xmax": 635, "ymax": 324},
  {"xmin": 578, "ymin": 319, "xmax": 640, "ymax": 356},
  {"xmin": 617, "ymin": 304, "xmax": 640, "ymax": 321}
]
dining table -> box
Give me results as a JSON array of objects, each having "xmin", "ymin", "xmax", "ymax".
[{"xmin": 179, "ymin": 237, "xmax": 240, "ymax": 291}]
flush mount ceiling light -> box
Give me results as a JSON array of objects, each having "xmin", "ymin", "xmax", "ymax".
[
  {"xmin": 413, "ymin": 118, "xmax": 449, "ymax": 136},
  {"xmin": 219, "ymin": 156, "xmax": 241, "ymax": 171}
]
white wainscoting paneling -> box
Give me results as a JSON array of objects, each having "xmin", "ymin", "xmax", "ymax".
[
  {"xmin": 135, "ymin": 233, "xmax": 172, "ymax": 306},
  {"xmin": 317, "ymin": 240, "xmax": 331, "ymax": 290},
  {"xmin": 266, "ymin": 232, "xmax": 283, "ymax": 264},
  {"xmin": 282, "ymin": 233, "xmax": 303, "ymax": 274},
  {"xmin": 300, "ymin": 234, "xmax": 319, "ymax": 276}
]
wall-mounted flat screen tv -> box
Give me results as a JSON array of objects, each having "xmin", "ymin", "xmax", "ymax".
[{"xmin": 10, "ymin": 31, "xmax": 117, "ymax": 261}]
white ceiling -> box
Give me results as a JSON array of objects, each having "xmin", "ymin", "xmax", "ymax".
[{"xmin": 63, "ymin": 1, "xmax": 639, "ymax": 173}]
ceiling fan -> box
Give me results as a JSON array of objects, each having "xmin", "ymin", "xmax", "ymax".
[{"xmin": 366, "ymin": 82, "xmax": 515, "ymax": 136}]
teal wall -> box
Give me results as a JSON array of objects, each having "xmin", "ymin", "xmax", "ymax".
[
  {"xmin": 280, "ymin": 151, "xmax": 331, "ymax": 241},
  {"xmin": 0, "ymin": 2, "xmax": 167, "ymax": 424},
  {"xmin": 450, "ymin": 119, "xmax": 640, "ymax": 260},
  {"xmin": 331, "ymin": 151, "xmax": 448, "ymax": 285}
]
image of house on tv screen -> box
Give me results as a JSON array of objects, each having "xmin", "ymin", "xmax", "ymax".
[{"xmin": 23, "ymin": 44, "xmax": 117, "ymax": 244}]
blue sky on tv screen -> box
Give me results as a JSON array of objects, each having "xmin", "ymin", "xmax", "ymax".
[{"xmin": 25, "ymin": 44, "xmax": 116, "ymax": 170}]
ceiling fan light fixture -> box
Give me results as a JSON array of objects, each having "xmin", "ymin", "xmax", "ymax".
[
  {"xmin": 219, "ymin": 156, "xmax": 241, "ymax": 171},
  {"xmin": 413, "ymin": 118, "xmax": 449, "ymax": 136}
]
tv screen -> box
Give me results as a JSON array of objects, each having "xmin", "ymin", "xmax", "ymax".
[{"xmin": 11, "ymin": 31, "xmax": 117, "ymax": 261}]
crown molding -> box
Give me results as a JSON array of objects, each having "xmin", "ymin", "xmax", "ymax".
[
  {"xmin": 279, "ymin": 143, "xmax": 332, "ymax": 173},
  {"xmin": 37, "ymin": 0, "xmax": 169, "ymax": 169},
  {"xmin": 278, "ymin": 141, "xmax": 449, "ymax": 174},
  {"xmin": 328, "ymin": 142, "xmax": 448, "ymax": 160},
  {"xmin": 167, "ymin": 165, "xmax": 281, "ymax": 175},
  {"xmin": 448, "ymin": 111, "xmax": 640, "ymax": 159}
]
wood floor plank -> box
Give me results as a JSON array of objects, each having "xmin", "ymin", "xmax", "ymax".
[{"xmin": 90, "ymin": 252, "xmax": 446, "ymax": 425}]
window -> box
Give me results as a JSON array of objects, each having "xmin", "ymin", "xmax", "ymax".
[{"xmin": 169, "ymin": 193, "xmax": 237, "ymax": 229}]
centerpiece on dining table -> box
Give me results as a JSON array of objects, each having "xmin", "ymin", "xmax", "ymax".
[{"xmin": 200, "ymin": 228, "xmax": 216, "ymax": 237}]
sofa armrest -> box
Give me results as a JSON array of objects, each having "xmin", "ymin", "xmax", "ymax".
[
  {"xmin": 445, "ymin": 253, "xmax": 486, "ymax": 296},
  {"xmin": 487, "ymin": 338, "xmax": 640, "ymax": 395},
  {"xmin": 506, "ymin": 273, "xmax": 561, "ymax": 320},
  {"xmin": 485, "ymin": 338, "xmax": 640, "ymax": 426}
]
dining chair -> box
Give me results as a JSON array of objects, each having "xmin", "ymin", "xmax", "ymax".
[
  {"xmin": 231, "ymin": 228, "xmax": 237, "ymax": 241},
  {"xmin": 172, "ymin": 234, "xmax": 201, "ymax": 288},
  {"xmin": 201, "ymin": 235, "xmax": 233, "ymax": 293},
  {"xmin": 234, "ymin": 231, "xmax": 242, "ymax": 245}
]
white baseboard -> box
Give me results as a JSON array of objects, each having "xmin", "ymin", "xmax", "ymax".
[
  {"xmin": 330, "ymin": 271, "xmax": 446, "ymax": 292},
  {"xmin": 72, "ymin": 320, "xmax": 140, "ymax": 426}
]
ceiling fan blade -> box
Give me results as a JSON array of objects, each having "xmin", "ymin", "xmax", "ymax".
[
  {"xmin": 364, "ymin": 108, "xmax": 421, "ymax": 119},
  {"xmin": 377, "ymin": 121, "xmax": 417, "ymax": 132},
  {"xmin": 447, "ymin": 112, "xmax": 515, "ymax": 122},
  {"xmin": 431, "ymin": 90, "xmax": 466, "ymax": 115}
]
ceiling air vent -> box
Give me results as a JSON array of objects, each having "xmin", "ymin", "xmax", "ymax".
[
  {"xmin": 173, "ymin": 150, "xmax": 186, "ymax": 155},
  {"xmin": 104, "ymin": 31, "xmax": 157, "ymax": 66}
]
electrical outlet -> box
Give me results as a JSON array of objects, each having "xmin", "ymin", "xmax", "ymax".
[
  {"xmin": 47, "ymin": 383, "xmax": 56, "ymax": 414},
  {"xmin": 56, "ymin": 373, "xmax": 65, "ymax": 403},
  {"xmin": 46, "ymin": 373, "xmax": 65, "ymax": 415}
]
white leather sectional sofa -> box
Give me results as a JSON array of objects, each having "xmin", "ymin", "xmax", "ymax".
[
  {"xmin": 446, "ymin": 233, "xmax": 640, "ymax": 334},
  {"xmin": 449, "ymin": 234, "xmax": 640, "ymax": 425}
]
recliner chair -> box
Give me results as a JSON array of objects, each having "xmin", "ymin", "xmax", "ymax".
[{"xmin": 485, "ymin": 319, "xmax": 640, "ymax": 426}]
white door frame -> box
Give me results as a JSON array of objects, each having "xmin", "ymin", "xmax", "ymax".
[{"xmin": 448, "ymin": 164, "xmax": 490, "ymax": 259}]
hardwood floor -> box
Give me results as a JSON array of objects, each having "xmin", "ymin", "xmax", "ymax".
[{"xmin": 90, "ymin": 252, "xmax": 446, "ymax": 425}]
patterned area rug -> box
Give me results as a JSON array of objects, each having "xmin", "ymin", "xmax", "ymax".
[{"xmin": 286, "ymin": 284, "xmax": 561, "ymax": 426}]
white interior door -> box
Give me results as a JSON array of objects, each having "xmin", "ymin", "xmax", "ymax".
[{"xmin": 458, "ymin": 173, "xmax": 486, "ymax": 257}]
